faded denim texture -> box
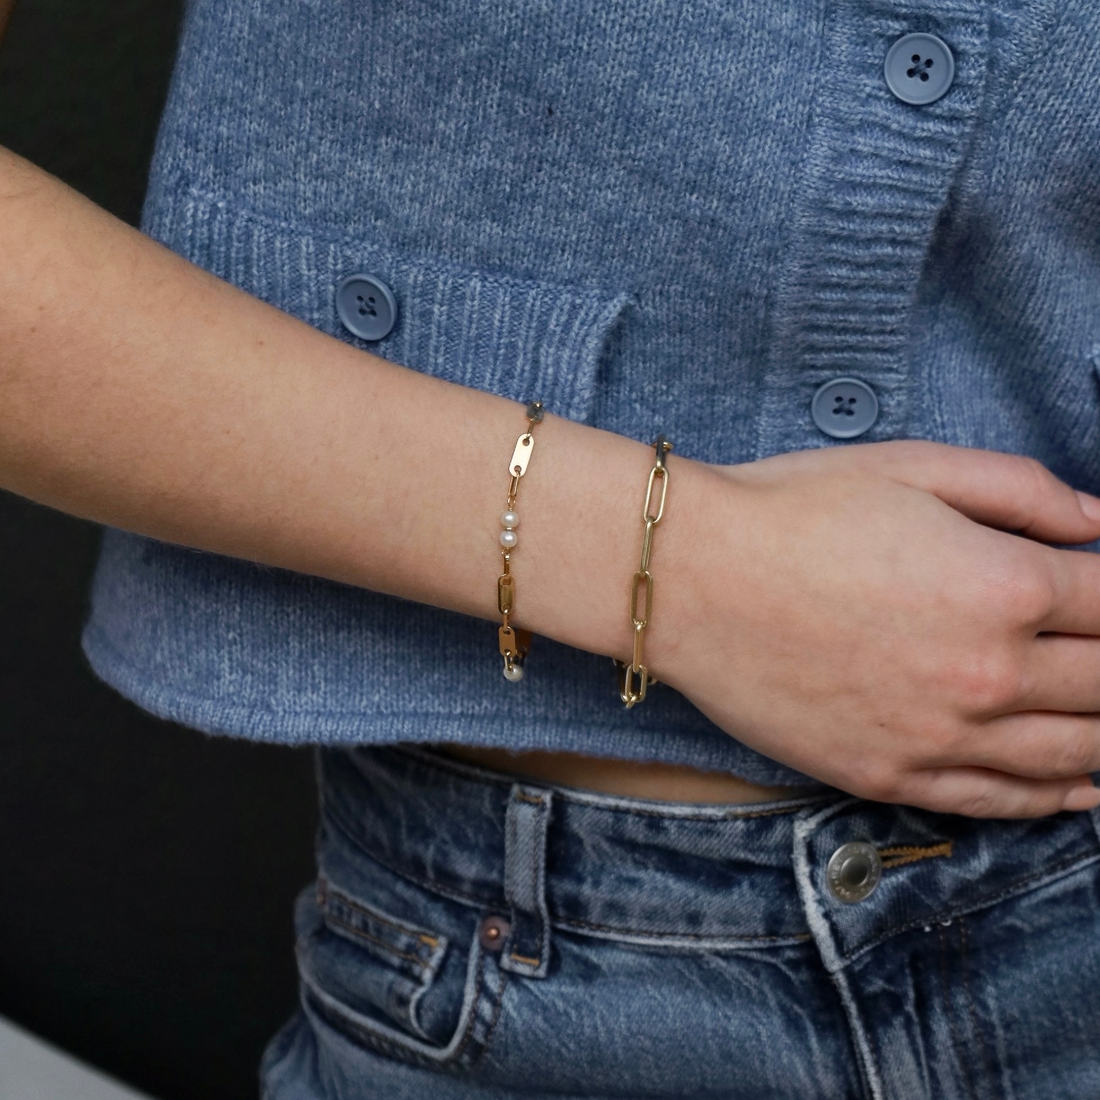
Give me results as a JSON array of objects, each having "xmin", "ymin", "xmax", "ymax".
[
  {"xmin": 261, "ymin": 746, "xmax": 1100, "ymax": 1098},
  {"xmin": 82, "ymin": 0, "xmax": 1100, "ymax": 782}
]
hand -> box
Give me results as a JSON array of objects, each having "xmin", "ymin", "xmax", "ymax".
[{"xmin": 659, "ymin": 441, "xmax": 1100, "ymax": 818}]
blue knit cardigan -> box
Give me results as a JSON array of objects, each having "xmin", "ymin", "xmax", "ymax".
[{"xmin": 82, "ymin": 0, "xmax": 1100, "ymax": 784}]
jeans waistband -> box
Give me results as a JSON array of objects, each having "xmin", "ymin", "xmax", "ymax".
[{"xmin": 318, "ymin": 745, "xmax": 1100, "ymax": 973}]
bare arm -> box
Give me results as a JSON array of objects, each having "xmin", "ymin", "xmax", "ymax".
[
  {"xmin": 0, "ymin": 147, "xmax": 648, "ymax": 663},
  {"xmin": 5, "ymin": 146, "xmax": 1100, "ymax": 817}
]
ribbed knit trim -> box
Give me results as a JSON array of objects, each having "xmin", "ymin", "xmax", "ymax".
[
  {"xmin": 80, "ymin": 617, "xmax": 825, "ymax": 785},
  {"xmin": 757, "ymin": 0, "xmax": 989, "ymax": 456},
  {"xmin": 144, "ymin": 187, "xmax": 632, "ymax": 424}
]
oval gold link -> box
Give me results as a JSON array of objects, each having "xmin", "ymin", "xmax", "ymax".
[
  {"xmin": 620, "ymin": 662, "xmax": 638, "ymax": 707},
  {"xmin": 630, "ymin": 570, "xmax": 653, "ymax": 628},
  {"xmin": 620, "ymin": 662, "xmax": 648, "ymax": 707},
  {"xmin": 643, "ymin": 466, "xmax": 669, "ymax": 524},
  {"xmin": 509, "ymin": 433, "xmax": 535, "ymax": 477},
  {"xmin": 499, "ymin": 623, "xmax": 518, "ymax": 658}
]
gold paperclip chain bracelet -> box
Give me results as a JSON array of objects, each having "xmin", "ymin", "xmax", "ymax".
[
  {"xmin": 496, "ymin": 400, "xmax": 544, "ymax": 682},
  {"xmin": 616, "ymin": 434, "xmax": 672, "ymax": 707}
]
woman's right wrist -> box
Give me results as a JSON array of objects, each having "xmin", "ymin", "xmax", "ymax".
[{"xmin": 511, "ymin": 415, "xmax": 716, "ymax": 700}]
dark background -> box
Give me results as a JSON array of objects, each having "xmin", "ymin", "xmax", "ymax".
[{"xmin": 0, "ymin": 3, "xmax": 319, "ymax": 1097}]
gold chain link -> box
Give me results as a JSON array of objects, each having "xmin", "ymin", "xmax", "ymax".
[
  {"xmin": 616, "ymin": 435, "xmax": 672, "ymax": 707},
  {"xmin": 497, "ymin": 401, "xmax": 544, "ymax": 681}
]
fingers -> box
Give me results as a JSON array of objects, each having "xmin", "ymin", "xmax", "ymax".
[
  {"xmin": 1041, "ymin": 548, "xmax": 1100, "ymax": 634},
  {"xmin": 956, "ymin": 712, "xmax": 1100, "ymax": 779},
  {"xmin": 897, "ymin": 767, "xmax": 1100, "ymax": 819},
  {"xmin": 1016, "ymin": 634, "xmax": 1100, "ymax": 712},
  {"xmin": 866, "ymin": 441, "xmax": 1100, "ymax": 546}
]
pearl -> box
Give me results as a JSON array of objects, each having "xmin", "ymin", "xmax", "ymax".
[
  {"xmin": 500, "ymin": 529, "xmax": 518, "ymax": 549},
  {"xmin": 503, "ymin": 662, "xmax": 524, "ymax": 682},
  {"xmin": 501, "ymin": 511, "xmax": 519, "ymax": 528}
]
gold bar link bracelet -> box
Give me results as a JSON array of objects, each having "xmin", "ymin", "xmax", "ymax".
[{"xmin": 497, "ymin": 400, "xmax": 544, "ymax": 681}]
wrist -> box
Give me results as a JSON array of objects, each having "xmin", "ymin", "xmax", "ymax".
[
  {"xmin": 512, "ymin": 414, "xmax": 651, "ymax": 664},
  {"xmin": 515, "ymin": 417, "xmax": 714, "ymax": 695}
]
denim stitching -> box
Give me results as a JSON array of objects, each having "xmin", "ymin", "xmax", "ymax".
[
  {"xmin": 556, "ymin": 913, "xmax": 811, "ymax": 944},
  {"xmin": 303, "ymin": 933, "xmax": 491, "ymax": 1069},
  {"xmin": 879, "ymin": 841, "xmax": 953, "ymax": 870},
  {"xmin": 327, "ymin": 804, "xmax": 805, "ymax": 945},
  {"xmin": 507, "ymin": 789, "xmax": 548, "ymax": 971},
  {"xmin": 940, "ymin": 923, "xmax": 978, "ymax": 1100},
  {"xmin": 318, "ymin": 875, "xmax": 442, "ymax": 949},
  {"xmin": 959, "ymin": 917, "xmax": 994, "ymax": 1093},
  {"xmin": 302, "ymin": 986, "xmax": 435, "ymax": 1069},
  {"xmin": 322, "ymin": 913, "xmax": 434, "ymax": 970},
  {"xmin": 842, "ymin": 851, "xmax": 1100, "ymax": 962},
  {"xmin": 324, "ymin": 802, "xmax": 501, "ymax": 910},
  {"xmin": 449, "ymin": 948, "xmax": 488, "ymax": 1064},
  {"xmin": 468, "ymin": 962, "xmax": 510, "ymax": 1070}
]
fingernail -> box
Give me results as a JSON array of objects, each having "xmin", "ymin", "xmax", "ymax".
[
  {"xmin": 1063, "ymin": 785, "xmax": 1100, "ymax": 813},
  {"xmin": 1076, "ymin": 491, "xmax": 1100, "ymax": 522}
]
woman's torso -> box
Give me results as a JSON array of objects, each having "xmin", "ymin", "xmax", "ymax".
[{"xmin": 82, "ymin": 0, "xmax": 1100, "ymax": 787}]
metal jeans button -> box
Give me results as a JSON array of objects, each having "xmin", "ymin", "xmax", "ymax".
[
  {"xmin": 826, "ymin": 842, "xmax": 883, "ymax": 903},
  {"xmin": 478, "ymin": 914, "xmax": 511, "ymax": 951}
]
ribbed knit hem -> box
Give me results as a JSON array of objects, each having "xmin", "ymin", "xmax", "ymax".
[{"xmin": 82, "ymin": 617, "xmax": 825, "ymax": 788}]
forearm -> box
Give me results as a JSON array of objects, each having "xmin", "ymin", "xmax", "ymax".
[
  {"xmin": 6, "ymin": 151, "xmax": 1100, "ymax": 818},
  {"xmin": 0, "ymin": 147, "xmax": 676, "ymax": 664}
]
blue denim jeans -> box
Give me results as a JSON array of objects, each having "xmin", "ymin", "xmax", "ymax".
[{"xmin": 261, "ymin": 745, "xmax": 1100, "ymax": 1099}]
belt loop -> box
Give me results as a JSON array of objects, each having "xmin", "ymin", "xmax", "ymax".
[{"xmin": 500, "ymin": 783, "xmax": 553, "ymax": 979}]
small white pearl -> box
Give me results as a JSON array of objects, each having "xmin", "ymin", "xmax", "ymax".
[
  {"xmin": 501, "ymin": 511, "xmax": 519, "ymax": 528},
  {"xmin": 503, "ymin": 662, "xmax": 524, "ymax": 682},
  {"xmin": 499, "ymin": 529, "xmax": 518, "ymax": 549}
]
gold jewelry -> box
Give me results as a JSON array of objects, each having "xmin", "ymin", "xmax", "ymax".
[
  {"xmin": 497, "ymin": 401, "xmax": 544, "ymax": 682},
  {"xmin": 617, "ymin": 434, "xmax": 672, "ymax": 707}
]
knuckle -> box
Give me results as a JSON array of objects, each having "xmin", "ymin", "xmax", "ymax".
[
  {"xmin": 979, "ymin": 550, "xmax": 1056, "ymax": 628},
  {"xmin": 918, "ymin": 716, "xmax": 968, "ymax": 760},
  {"xmin": 948, "ymin": 652, "xmax": 1025, "ymax": 714},
  {"xmin": 993, "ymin": 456, "xmax": 1059, "ymax": 535},
  {"xmin": 1013, "ymin": 456, "xmax": 1055, "ymax": 510},
  {"xmin": 878, "ymin": 439, "xmax": 932, "ymax": 466},
  {"xmin": 1009, "ymin": 562, "xmax": 1058, "ymax": 627}
]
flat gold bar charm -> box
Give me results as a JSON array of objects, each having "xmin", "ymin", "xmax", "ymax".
[{"xmin": 509, "ymin": 433, "xmax": 535, "ymax": 477}]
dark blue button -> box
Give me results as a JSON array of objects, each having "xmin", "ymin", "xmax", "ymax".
[
  {"xmin": 884, "ymin": 33, "xmax": 955, "ymax": 106},
  {"xmin": 811, "ymin": 378, "xmax": 879, "ymax": 439},
  {"xmin": 336, "ymin": 273, "xmax": 398, "ymax": 341}
]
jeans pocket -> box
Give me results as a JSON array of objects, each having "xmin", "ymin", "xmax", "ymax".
[{"xmin": 294, "ymin": 865, "xmax": 506, "ymax": 1071}]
